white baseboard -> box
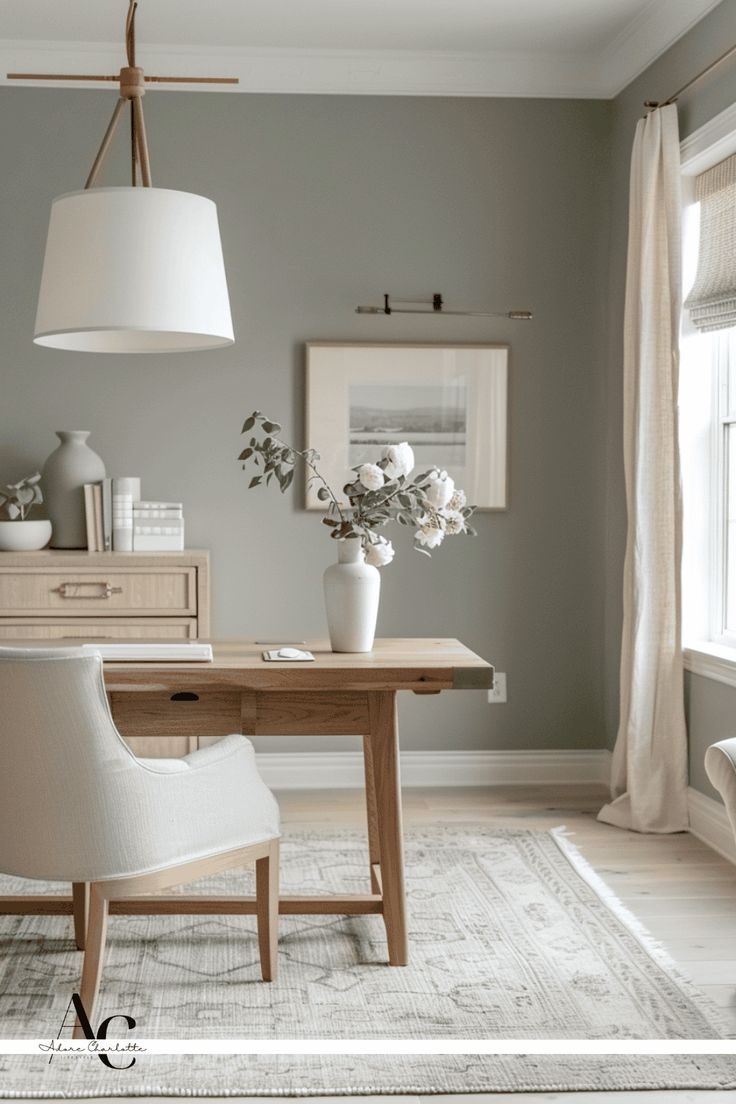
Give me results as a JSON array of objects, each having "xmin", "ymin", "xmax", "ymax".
[
  {"xmin": 257, "ymin": 748, "xmax": 612, "ymax": 790},
  {"xmin": 257, "ymin": 750, "xmax": 736, "ymax": 864},
  {"xmin": 687, "ymin": 785, "xmax": 736, "ymax": 864}
]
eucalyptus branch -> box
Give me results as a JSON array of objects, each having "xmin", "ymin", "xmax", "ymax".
[{"xmin": 238, "ymin": 409, "xmax": 476, "ymax": 563}]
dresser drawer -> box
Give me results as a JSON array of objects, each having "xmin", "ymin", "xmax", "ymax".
[
  {"xmin": 0, "ymin": 618, "xmax": 197, "ymax": 640},
  {"xmin": 0, "ymin": 568, "xmax": 196, "ymax": 616}
]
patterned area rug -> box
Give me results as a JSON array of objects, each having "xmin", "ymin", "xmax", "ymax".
[{"xmin": 0, "ymin": 826, "xmax": 734, "ymax": 1096}]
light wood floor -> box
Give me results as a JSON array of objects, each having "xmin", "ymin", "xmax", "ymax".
[
  {"xmin": 22, "ymin": 785, "xmax": 736, "ymax": 1104},
  {"xmin": 274, "ymin": 783, "xmax": 736, "ymax": 1103}
]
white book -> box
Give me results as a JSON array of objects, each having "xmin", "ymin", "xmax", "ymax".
[
  {"xmin": 93, "ymin": 483, "xmax": 104, "ymax": 553},
  {"xmin": 83, "ymin": 484, "xmax": 97, "ymax": 551},
  {"xmin": 102, "ymin": 478, "xmax": 113, "ymax": 551},
  {"xmin": 132, "ymin": 533, "xmax": 185, "ymax": 551},
  {"xmin": 112, "ymin": 477, "xmax": 140, "ymax": 552}
]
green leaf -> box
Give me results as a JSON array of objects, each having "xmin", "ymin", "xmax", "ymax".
[
  {"xmin": 238, "ymin": 448, "xmax": 253, "ymax": 461},
  {"xmin": 283, "ymin": 470, "xmax": 294, "ymax": 490},
  {"xmin": 242, "ymin": 416, "xmax": 255, "ymax": 432},
  {"xmin": 262, "ymin": 420, "xmax": 281, "ymax": 434}
]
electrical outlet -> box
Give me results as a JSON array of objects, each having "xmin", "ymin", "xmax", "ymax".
[{"xmin": 488, "ymin": 672, "xmax": 507, "ymax": 704}]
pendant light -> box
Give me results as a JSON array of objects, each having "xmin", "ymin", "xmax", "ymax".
[{"xmin": 16, "ymin": 1, "xmax": 236, "ymax": 353}]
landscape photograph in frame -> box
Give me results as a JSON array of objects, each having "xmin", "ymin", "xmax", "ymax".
[{"xmin": 305, "ymin": 343, "xmax": 509, "ymax": 510}]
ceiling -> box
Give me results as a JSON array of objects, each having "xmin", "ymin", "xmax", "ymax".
[{"xmin": 0, "ymin": 0, "xmax": 724, "ymax": 98}]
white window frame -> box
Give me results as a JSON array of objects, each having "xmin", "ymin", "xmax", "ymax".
[{"xmin": 680, "ymin": 102, "xmax": 736, "ymax": 688}]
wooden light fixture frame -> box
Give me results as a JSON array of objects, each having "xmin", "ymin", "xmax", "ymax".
[{"xmin": 7, "ymin": 0, "xmax": 239, "ymax": 190}]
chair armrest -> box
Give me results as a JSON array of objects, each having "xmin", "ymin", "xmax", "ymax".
[{"xmin": 705, "ymin": 738, "xmax": 736, "ymax": 836}]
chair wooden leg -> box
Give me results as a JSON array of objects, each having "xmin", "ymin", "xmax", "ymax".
[
  {"xmin": 72, "ymin": 882, "xmax": 89, "ymax": 950},
  {"xmin": 255, "ymin": 840, "xmax": 279, "ymax": 982},
  {"xmin": 72, "ymin": 886, "xmax": 108, "ymax": 1038}
]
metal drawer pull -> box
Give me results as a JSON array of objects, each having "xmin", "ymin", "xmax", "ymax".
[{"xmin": 52, "ymin": 581, "xmax": 124, "ymax": 599}]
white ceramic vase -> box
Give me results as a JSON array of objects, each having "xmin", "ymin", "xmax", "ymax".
[
  {"xmin": 323, "ymin": 539, "xmax": 381, "ymax": 653},
  {"xmin": 0, "ymin": 520, "xmax": 52, "ymax": 552},
  {"xmin": 42, "ymin": 431, "xmax": 106, "ymax": 548}
]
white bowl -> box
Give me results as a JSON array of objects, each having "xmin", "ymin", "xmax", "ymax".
[{"xmin": 0, "ymin": 520, "xmax": 52, "ymax": 551}]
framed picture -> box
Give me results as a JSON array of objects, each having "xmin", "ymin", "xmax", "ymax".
[{"xmin": 305, "ymin": 342, "xmax": 509, "ymax": 510}]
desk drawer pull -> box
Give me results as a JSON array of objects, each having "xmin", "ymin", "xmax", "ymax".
[
  {"xmin": 170, "ymin": 692, "xmax": 200, "ymax": 702},
  {"xmin": 52, "ymin": 581, "xmax": 124, "ymax": 600}
]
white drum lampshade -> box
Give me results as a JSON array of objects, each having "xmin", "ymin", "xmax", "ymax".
[{"xmin": 34, "ymin": 187, "xmax": 234, "ymax": 353}]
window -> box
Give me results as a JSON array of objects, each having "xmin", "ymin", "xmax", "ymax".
[{"xmin": 680, "ymin": 112, "xmax": 736, "ymax": 681}]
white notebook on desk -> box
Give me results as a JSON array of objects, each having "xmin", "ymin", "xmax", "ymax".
[{"xmin": 80, "ymin": 642, "xmax": 213, "ymax": 662}]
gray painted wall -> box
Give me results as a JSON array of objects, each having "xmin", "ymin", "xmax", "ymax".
[
  {"xmin": 605, "ymin": 1, "xmax": 736, "ymax": 797},
  {"xmin": 0, "ymin": 88, "xmax": 610, "ymax": 755}
]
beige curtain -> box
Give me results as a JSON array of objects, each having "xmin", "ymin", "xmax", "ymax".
[{"xmin": 599, "ymin": 104, "xmax": 689, "ymax": 834}]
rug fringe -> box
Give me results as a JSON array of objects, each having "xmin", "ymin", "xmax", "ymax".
[{"xmin": 549, "ymin": 825, "xmax": 735, "ymax": 1039}]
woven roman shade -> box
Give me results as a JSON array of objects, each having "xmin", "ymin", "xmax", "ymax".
[{"xmin": 685, "ymin": 152, "xmax": 736, "ymax": 332}]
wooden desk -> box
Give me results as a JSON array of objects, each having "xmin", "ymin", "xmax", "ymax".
[{"xmin": 0, "ymin": 638, "xmax": 493, "ymax": 966}]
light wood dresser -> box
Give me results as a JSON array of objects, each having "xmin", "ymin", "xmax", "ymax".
[{"xmin": 0, "ymin": 549, "xmax": 210, "ymax": 758}]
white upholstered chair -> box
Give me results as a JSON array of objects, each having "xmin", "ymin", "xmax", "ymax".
[
  {"xmin": 0, "ymin": 646, "xmax": 280, "ymax": 1036},
  {"xmin": 705, "ymin": 738, "xmax": 736, "ymax": 842}
]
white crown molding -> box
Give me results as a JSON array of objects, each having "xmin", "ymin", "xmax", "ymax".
[
  {"xmin": 256, "ymin": 748, "xmax": 612, "ymax": 790},
  {"xmin": 0, "ymin": 40, "xmax": 601, "ymax": 98},
  {"xmin": 595, "ymin": 0, "xmax": 724, "ymax": 98},
  {"xmin": 0, "ymin": 1, "xmax": 722, "ymax": 101}
]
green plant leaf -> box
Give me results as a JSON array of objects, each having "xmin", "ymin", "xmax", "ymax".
[
  {"xmin": 238, "ymin": 448, "xmax": 253, "ymax": 461},
  {"xmin": 242, "ymin": 416, "xmax": 255, "ymax": 432}
]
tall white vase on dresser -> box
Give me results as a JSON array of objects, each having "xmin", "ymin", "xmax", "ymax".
[
  {"xmin": 323, "ymin": 540, "xmax": 380, "ymax": 653},
  {"xmin": 42, "ymin": 431, "xmax": 105, "ymax": 548}
]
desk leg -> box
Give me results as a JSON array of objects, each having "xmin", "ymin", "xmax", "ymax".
[
  {"xmin": 363, "ymin": 734, "xmax": 382, "ymax": 894},
  {"xmin": 367, "ymin": 691, "xmax": 408, "ymax": 966}
]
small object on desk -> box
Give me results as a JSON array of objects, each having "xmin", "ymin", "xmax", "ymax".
[
  {"xmin": 255, "ymin": 639, "xmax": 307, "ymax": 646},
  {"xmin": 263, "ymin": 648, "xmax": 315, "ymax": 662},
  {"xmin": 80, "ymin": 642, "xmax": 214, "ymax": 662}
]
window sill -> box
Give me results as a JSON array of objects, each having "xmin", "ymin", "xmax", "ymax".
[{"xmin": 684, "ymin": 642, "xmax": 736, "ymax": 689}]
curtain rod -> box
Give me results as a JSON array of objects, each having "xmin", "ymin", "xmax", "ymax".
[{"xmin": 645, "ymin": 40, "xmax": 736, "ymax": 110}]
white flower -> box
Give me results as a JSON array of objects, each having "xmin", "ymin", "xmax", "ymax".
[
  {"xmin": 382, "ymin": 442, "xmax": 415, "ymax": 479},
  {"xmin": 415, "ymin": 517, "xmax": 445, "ymax": 549},
  {"xmin": 442, "ymin": 509, "xmax": 466, "ymax": 535},
  {"xmin": 447, "ymin": 488, "xmax": 466, "ymax": 512},
  {"xmin": 425, "ymin": 469, "xmax": 455, "ymax": 509},
  {"xmin": 358, "ymin": 463, "xmax": 385, "ymax": 491},
  {"xmin": 365, "ymin": 537, "xmax": 395, "ymax": 567}
]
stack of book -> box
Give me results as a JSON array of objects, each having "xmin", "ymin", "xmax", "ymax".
[
  {"xmin": 83, "ymin": 479, "xmax": 184, "ymax": 552},
  {"xmin": 132, "ymin": 502, "xmax": 185, "ymax": 551},
  {"xmin": 84, "ymin": 476, "xmax": 141, "ymax": 552},
  {"xmin": 83, "ymin": 482, "xmax": 109, "ymax": 552}
]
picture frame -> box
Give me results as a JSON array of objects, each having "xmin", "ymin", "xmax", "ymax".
[{"xmin": 305, "ymin": 342, "xmax": 509, "ymax": 510}]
